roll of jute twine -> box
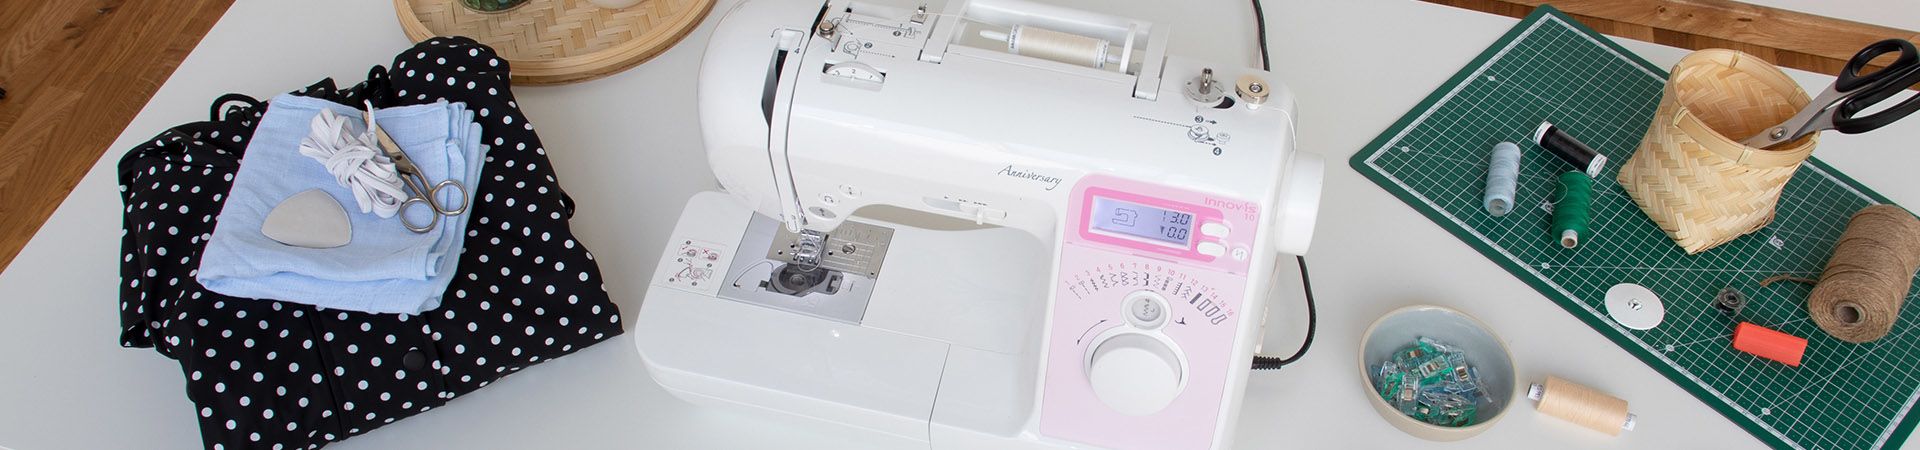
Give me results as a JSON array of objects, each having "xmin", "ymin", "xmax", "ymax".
[{"xmin": 1767, "ymin": 205, "xmax": 1920, "ymax": 343}]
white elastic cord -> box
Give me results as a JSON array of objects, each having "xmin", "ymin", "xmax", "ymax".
[{"xmin": 299, "ymin": 108, "xmax": 407, "ymax": 218}]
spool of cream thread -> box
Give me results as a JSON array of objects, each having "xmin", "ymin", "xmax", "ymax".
[
  {"xmin": 1484, "ymin": 142, "xmax": 1522, "ymax": 216},
  {"xmin": 1529, "ymin": 376, "xmax": 1636, "ymax": 436},
  {"xmin": 980, "ymin": 26, "xmax": 1113, "ymax": 69}
]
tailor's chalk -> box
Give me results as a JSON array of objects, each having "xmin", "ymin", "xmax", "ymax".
[{"xmin": 1534, "ymin": 122, "xmax": 1607, "ymax": 178}]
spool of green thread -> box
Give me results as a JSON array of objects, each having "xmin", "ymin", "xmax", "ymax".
[{"xmin": 1552, "ymin": 171, "xmax": 1594, "ymax": 249}]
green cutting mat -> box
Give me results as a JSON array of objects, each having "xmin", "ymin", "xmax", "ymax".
[{"xmin": 1349, "ymin": 6, "xmax": 1920, "ymax": 450}]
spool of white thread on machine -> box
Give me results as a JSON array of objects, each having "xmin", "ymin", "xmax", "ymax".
[
  {"xmin": 1529, "ymin": 376, "xmax": 1636, "ymax": 436},
  {"xmin": 979, "ymin": 25, "xmax": 1122, "ymax": 69}
]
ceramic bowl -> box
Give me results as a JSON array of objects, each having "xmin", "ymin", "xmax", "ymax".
[{"xmin": 1359, "ymin": 305, "xmax": 1518, "ymax": 441}]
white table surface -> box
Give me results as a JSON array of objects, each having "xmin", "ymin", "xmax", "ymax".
[{"xmin": 5, "ymin": 0, "xmax": 1920, "ymax": 449}]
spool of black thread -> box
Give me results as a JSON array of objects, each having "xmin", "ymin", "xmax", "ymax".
[{"xmin": 1533, "ymin": 121, "xmax": 1607, "ymax": 178}]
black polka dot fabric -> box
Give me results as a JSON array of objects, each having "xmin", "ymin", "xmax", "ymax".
[{"xmin": 117, "ymin": 37, "xmax": 624, "ymax": 450}]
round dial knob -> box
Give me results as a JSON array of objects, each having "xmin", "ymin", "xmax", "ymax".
[
  {"xmin": 1123, "ymin": 290, "xmax": 1169, "ymax": 329},
  {"xmin": 1086, "ymin": 332, "xmax": 1184, "ymax": 415}
]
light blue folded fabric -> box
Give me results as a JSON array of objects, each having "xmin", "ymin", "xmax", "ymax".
[{"xmin": 197, "ymin": 94, "xmax": 485, "ymax": 314}]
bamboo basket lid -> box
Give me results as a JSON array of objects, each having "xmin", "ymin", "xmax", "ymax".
[{"xmin": 394, "ymin": 0, "xmax": 715, "ymax": 85}]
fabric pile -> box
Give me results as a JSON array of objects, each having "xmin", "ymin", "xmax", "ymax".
[
  {"xmin": 117, "ymin": 38, "xmax": 624, "ymax": 450},
  {"xmin": 197, "ymin": 95, "xmax": 483, "ymax": 314}
]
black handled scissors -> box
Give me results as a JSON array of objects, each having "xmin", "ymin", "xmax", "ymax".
[{"xmin": 1742, "ymin": 38, "xmax": 1920, "ymax": 149}]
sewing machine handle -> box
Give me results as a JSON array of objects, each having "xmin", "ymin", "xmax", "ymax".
[{"xmin": 1270, "ymin": 152, "xmax": 1323, "ymax": 256}]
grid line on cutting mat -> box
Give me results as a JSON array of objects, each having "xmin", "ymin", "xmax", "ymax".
[{"xmin": 1349, "ymin": 6, "xmax": 1920, "ymax": 450}]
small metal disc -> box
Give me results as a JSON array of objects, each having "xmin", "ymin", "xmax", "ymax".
[{"xmin": 1605, "ymin": 283, "xmax": 1665, "ymax": 330}]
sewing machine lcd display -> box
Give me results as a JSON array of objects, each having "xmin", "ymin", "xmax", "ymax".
[{"xmin": 1090, "ymin": 196, "xmax": 1194, "ymax": 247}]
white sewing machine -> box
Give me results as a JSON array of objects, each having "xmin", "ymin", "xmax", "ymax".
[{"xmin": 634, "ymin": 0, "xmax": 1322, "ymax": 448}]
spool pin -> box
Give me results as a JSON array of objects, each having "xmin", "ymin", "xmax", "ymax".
[
  {"xmin": 1534, "ymin": 122, "xmax": 1607, "ymax": 178},
  {"xmin": 1529, "ymin": 376, "xmax": 1635, "ymax": 436}
]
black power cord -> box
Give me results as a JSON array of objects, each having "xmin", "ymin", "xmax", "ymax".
[
  {"xmin": 1251, "ymin": 0, "xmax": 1271, "ymax": 71},
  {"xmin": 1252, "ymin": 256, "xmax": 1316, "ymax": 369},
  {"xmin": 1247, "ymin": 0, "xmax": 1317, "ymax": 371}
]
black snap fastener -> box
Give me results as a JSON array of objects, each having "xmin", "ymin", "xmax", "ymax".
[{"xmin": 403, "ymin": 349, "xmax": 427, "ymax": 370}]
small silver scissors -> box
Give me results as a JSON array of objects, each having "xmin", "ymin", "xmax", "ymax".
[
  {"xmin": 1741, "ymin": 38, "xmax": 1920, "ymax": 149},
  {"xmin": 364, "ymin": 103, "xmax": 468, "ymax": 233}
]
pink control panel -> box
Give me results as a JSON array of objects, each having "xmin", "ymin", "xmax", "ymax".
[
  {"xmin": 1075, "ymin": 184, "xmax": 1257, "ymax": 273},
  {"xmin": 1039, "ymin": 174, "xmax": 1263, "ymax": 450}
]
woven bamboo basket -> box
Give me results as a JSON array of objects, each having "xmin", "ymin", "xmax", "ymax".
[
  {"xmin": 394, "ymin": 0, "xmax": 715, "ymax": 85},
  {"xmin": 1619, "ymin": 49, "xmax": 1819, "ymax": 254}
]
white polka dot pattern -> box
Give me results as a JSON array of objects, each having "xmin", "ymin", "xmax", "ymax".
[{"xmin": 116, "ymin": 38, "xmax": 622, "ymax": 450}]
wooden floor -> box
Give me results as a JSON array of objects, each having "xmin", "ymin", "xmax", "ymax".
[
  {"xmin": 0, "ymin": 0, "xmax": 234, "ymax": 270},
  {"xmin": 1424, "ymin": 0, "xmax": 1920, "ymax": 76},
  {"xmin": 0, "ymin": 0, "xmax": 1912, "ymax": 271}
]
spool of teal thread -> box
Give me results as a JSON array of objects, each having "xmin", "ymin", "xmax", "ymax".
[
  {"xmin": 1484, "ymin": 142, "xmax": 1522, "ymax": 216},
  {"xmin": 1552, "ymin": 171, "xmax": 1594, "ymax": 249}
]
